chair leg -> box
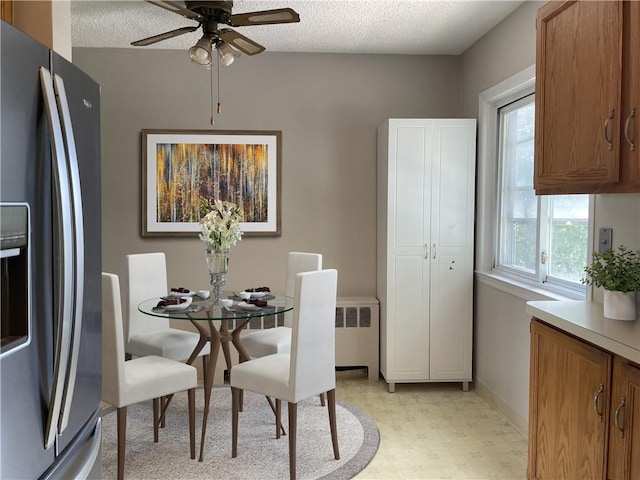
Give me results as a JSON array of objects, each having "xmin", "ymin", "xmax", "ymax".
[
  {"xmin": 319, "ymin": 392, "xmax": 326, "ymax": 406},
  {"xmin": 288, "ymin": 402, "xmax": 297, "ymax": 480},
  {"xmin": 153, "ymin": 398, "xmax": 160, "ymax": 442},
  {"xmin": 266, "ymin": 396, "xmax": 287, "ymax": 436},
  {"xmin": 160, "ymin": 396, "xmax": 167, "ymax": 428},
  {"xmin": 327, "ymin": 389, "xmax": 340, "ymax": 460},
  {"xmin": 116, "ymin": 406, "xmax": 127, "ymax": 480},
  {"xmin": 188, "ymin": 388, "xmax": 196, "ymax": 460},
  {"xmin": 275, "ymin": 399, "xmax": 282, "ymax": 439},
  {"xmin": 231, "ymin": 387, "xmax": 240, "ymax": 458}
]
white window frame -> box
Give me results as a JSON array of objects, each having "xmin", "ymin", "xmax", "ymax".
[
  {"xmin": 494, "ymin": 94, "xmax": 537, "ymax": 278},
  {"xmin": 476, "ymin": 65, "xmax": 594, "ymax": 301}
]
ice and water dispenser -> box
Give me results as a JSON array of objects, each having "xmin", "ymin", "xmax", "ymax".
[{"xmin": 0, "ymin": 204, "xmax": 30, "ymax": 357}]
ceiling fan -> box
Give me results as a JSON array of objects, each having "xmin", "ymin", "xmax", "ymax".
[{"xmin": 131, "ymin": 1, "xmax": 300, "ymax": 66}]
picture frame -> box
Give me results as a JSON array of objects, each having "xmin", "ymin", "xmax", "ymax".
[{"xmin": 142, "ymin": 129, "xmax": 281, "ymax": 237}]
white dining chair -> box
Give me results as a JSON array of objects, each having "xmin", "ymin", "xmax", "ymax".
[
  {"xmin": 241, "ymin": 252, "xmax": 322, "ymax": 358},
  {"xmin": 125, "ymin": 252, "xmax": 210, "ymax": 365},
  {"xmin": 230, "ymin": 269, "xmax": 340, "ymax": 480},
  {"xmin": 240, "ymin": 252, "xmax": 324, "ymax": 419},
  {"xmin": 102, "ymin": 273, "xmax": 197, "ymax": 480}
]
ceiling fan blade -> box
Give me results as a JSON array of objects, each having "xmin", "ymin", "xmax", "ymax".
[
  {"xmin": 228, "ymin": 8, "xmax": 300, "ymax": 27},
  {"xmin": 131, "ymin": 26, "xmax": 200, "ymax": 46},
  {"xmin": 220, "ymin": 29, "xmax": 265, "ymax": 55},
  {"xmin": 145, "ymin": 0, "xmax": 203, "ymax": 21}
]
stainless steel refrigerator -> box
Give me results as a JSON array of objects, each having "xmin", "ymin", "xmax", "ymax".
[{"xmin": 0, "ymin": 21, "xmax": 102, "ymax": 479}]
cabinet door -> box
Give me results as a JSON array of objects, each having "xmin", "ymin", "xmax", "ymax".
[
  {"xmin": 528, "ymin": 320, "xmax": 612, "ymax": 480},
  {"xmin": 534, "ymin": 1, "xmax": 623, "ymax": 194},
  {"xmin": 429, "ymin": 120, "xmax": 475, "ymax": 380},
  {"xmin": 607, "ymin": 358, "xmax": 640, "ymax": 480},
  {"xmin": 619, "ymin": 0, "xmax": 640, "ymax": 188},
  {"xmin": 429, "ymin": 253, "xmax": 471, "ymax": 379},
  {"xmin": 1, "ymin": 1, "xmax": 13, "ymax": 23},
  {"xmin": 385, "ymin": 121, "xmax": 431, "ymax": 380}
]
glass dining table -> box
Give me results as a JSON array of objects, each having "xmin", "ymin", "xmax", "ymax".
[{"xmin": 138, "ymin": 292, "xmax": 294, "ymax": 462}]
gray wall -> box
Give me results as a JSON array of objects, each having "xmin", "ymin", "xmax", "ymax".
[
  {"xmin": 73, "ymin": 48, "xmax": 460, "ymax": 296},
  {"xmin": 457, "ymin": 0, "xmax": 541, "ymax": 435},
  {"xmin": 460, "ymin": 1, "xmax": 542, "ymax": 119}
]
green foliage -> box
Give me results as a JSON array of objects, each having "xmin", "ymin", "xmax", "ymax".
[
  {"xmin": 550, "ymin": 224, "xmax": 588, "ymax": 282},
  {"xmin": 510, "ymin": 221, "xmax": 589, "ymax": 282},
  {"xmin": 581, "ymin": 246, "xmax": 640, "ymax": 292}
]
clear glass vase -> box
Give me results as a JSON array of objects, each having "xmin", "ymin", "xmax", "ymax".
[{"xmin": 206, "ymin": 248, "xmax": 229, "ymax": 304}]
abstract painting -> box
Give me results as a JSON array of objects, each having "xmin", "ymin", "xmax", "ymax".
[{"xmin": 142, "ymin": 129, "xmax": 281, "ymax": 236}]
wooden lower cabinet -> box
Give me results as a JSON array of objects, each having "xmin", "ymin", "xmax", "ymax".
[
  {"xmin": 528, "ymin": 320, "xmax": 612, "ymax": 480},
  {"xmin": 608, "ymin": 357, "xmax": 640, "ymax": 480},
  {"xmin": 529, "ymin": 319, "xmax": 640, "ymax": 480}
]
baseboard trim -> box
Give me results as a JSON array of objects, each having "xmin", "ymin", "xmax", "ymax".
[{"xmin": 475, "ymin": 379, "xmax": 528, "ymax": 438}]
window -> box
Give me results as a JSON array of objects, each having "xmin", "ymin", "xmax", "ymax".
[{"xmin": 494, "ymin": 93, "xmax": 590, "ymax": 296}]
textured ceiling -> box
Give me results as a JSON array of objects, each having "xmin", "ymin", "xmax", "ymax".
[{"xmin": 71, "ymin": 0, "xmax": 524, "ymax": 55}]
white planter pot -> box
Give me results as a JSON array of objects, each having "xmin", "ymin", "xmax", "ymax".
[{"xmin": 603, "ymin": 290, "xmax": 637, "ymax": 321}]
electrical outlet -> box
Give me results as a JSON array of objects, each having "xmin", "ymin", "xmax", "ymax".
[{"xmin": 598, "ymin": 227, "xmax": 613, "ymax": 255}]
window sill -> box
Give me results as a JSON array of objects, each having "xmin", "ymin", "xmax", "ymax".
[{"xmin": 474, "ymin": 270, "xmax": 582, "ymax": 302}]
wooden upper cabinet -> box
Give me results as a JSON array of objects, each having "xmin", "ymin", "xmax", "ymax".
[
  {"xmin": 534, "ymin": 0, "xmax": 640, "ymax": 194},
  {"xmin": 1, "ymin": 1, "xmax": 13, "ymax": 24},
  {"xmin": 619, "ymin": 0, "xmax": 640, "ymax": 189},
  {"xmin": 607, "ymin": 358, "xmax": 640, "ymax": 480}
]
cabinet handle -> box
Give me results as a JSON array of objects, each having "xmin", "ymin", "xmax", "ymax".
[
  {"xmin": 432, "ymin": 243, "xmax": 436, "ymax": 259},
  {"xmin": 603, "ymin": 110, "xmax": 614, "ymax": 150},
  {"xmin": 614, "ymin": 396, "xmax": 626, "ymax": 438},
  {"xmin": 624, "ymin": 108, "xmax": 636, "ymax": 151},
  {"xmin": 424, "ymin": 244, "xmax": 428, "ymax": 260},
  {"xmin": 593, "ymin": 383, "xmax": 604, "ymax": 422}
]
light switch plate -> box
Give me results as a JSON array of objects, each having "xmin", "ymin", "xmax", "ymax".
[{"xmin": 598, "ymin": 227, "xmax": 613, "ymax": 254}]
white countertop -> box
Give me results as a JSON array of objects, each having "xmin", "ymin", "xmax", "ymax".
[{"xmin": 526, "ymin": 300, "xmax": 640, "ymax": 364}]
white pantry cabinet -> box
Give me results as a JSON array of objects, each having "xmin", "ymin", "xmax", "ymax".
[{"xmin": 377, "ymin": 118, "xmax": 476, "ymax": 392}]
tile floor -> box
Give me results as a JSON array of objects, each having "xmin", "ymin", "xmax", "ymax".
[{"xmin": 335, "ymin": 369, "xmax": 528, "ymax": 480}]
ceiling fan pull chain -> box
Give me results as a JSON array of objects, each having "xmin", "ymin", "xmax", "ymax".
[
  {"xmin": 214, "ymin": 62, "xmax": 215, "ymax": 125},
  {"xmin": 217, "ymin": 54, "xmax": 222, "ymax": 115}
]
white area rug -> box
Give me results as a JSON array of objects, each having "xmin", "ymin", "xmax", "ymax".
[{"xmin": 101, "ymin": 386, "xmax": 379, "ymax": 479}]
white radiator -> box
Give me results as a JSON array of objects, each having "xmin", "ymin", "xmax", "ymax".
[
  {"xmin": 241, "ymin": 296, "xmax": 380, "ymax": 381},
  {"xmin": 334, "ymin": 297, "xmax": 379, "ymax": 381}
]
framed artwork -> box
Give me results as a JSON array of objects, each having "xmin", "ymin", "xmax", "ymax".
[{"xmin": 142, "ymin": 129, "xmax": 281, "ymax": 237}]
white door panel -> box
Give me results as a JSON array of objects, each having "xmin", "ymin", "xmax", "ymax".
[
  {"xmin": 390, "ymin": 255, "xmax": 428, "ymax": 378},
  {"xmin": 433, "ymin": 124, "xmax": 474, "ymax": 251},
  {"xmin": 430, "ymin": 254, "xmax": 472, "ymax": 379},
  {"xmin": 394, "ymin": 126, "xmax": 427, "ymax": 248}
]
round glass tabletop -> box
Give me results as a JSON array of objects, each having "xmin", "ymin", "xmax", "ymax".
[{"xmin": 137, "ymin": 291, "xmax": 294, "ymax": 321}]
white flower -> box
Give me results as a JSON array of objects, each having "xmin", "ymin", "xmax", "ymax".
[{"xmin": 199, "ymin": 200, "xmax": 243, "ymax": 251}]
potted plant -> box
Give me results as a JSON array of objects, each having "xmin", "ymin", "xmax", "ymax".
[{"xmin": 582, "ymin": 245, "xmax": 640, "ymax": 321}]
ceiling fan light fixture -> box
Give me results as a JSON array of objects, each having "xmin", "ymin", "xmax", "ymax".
[
  {"xmin": 189, "ymin": 37, "xmax": 212, "ymax": 65},
  {"xmin": 217, "ymin": 41, "xmax": 236, "ymax": 67}
]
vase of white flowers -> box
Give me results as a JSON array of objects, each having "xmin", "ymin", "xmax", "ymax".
[
  {"xmin": 199, "ymin": 200, "xmax": 243, "ymax": 303},
  {"xmin": 205, "ymin": 249, "xmax": 229, "ymax": 304}
]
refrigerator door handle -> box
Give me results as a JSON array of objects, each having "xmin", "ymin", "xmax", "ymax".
[
  {"xmin": 53, "ymin": 73, "xmax": 85, "ymax": 433},
  {"xmin": 39, "ymin": 67, "xmax": 75, "ymax": 450}
]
